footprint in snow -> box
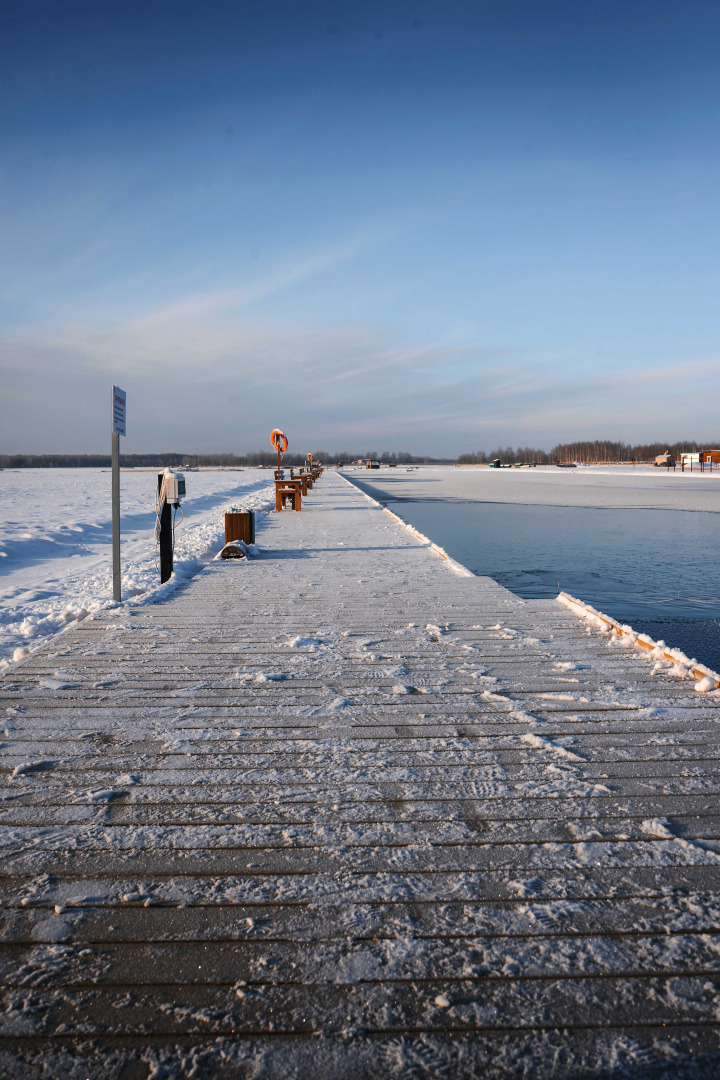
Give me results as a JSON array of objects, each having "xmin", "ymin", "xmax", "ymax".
[
  {"xmin": 314, "ymin": 696, "xmax": 353, "ymax": 713},
  {"xmin": 288, "ymin": 635, "xmax": 323, "ymax": 649},
  {"xmin": 87, "ymin": 789, "xmax": 130, "ymax": 802},
  {"xmin": 10, "ymin": 760, "xmax": 56, "ymax": 779}
]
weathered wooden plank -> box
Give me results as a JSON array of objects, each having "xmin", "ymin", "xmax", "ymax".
[
  {"xmin": 2, "ymin": 976, "xmax": 720, "ymax": 1036},
  {"xmin": 4, "ymin": 892, "xmax": 720, "ymax": 944}
]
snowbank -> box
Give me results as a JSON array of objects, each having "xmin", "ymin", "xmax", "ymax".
[{"xmin": 0, "ymin": 468, "xmax": 275, "ymax": 672}]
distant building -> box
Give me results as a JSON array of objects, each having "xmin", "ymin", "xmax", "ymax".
[{"xmin": 654, "ymin": 452, "xmax": 674, "ymax": 468}]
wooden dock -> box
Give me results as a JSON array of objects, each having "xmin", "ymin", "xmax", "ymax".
[{"xmin": 1, "ymin": 471, "xmax": 719, "ymax": 1077}]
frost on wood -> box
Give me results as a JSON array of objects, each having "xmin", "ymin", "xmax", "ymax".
[{"xmin": 0, "ymin": 470, "xmax": 719, "ymax": 1077}]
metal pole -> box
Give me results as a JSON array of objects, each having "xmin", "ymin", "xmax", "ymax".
[{"xmin": 112, "ymin": 431, "xmax": 121, "ymax": 602}]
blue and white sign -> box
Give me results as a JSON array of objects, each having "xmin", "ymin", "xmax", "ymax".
[{"xmin": 112, "ymin": 385, "xmax": 127, "ymax": 436}]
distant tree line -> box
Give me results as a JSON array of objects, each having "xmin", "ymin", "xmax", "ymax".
[
  {"xmin": 458, "ymin": 439, "xmax": 718, "ymax": 465},
  {"xmin": 549, "ymin": 440, "xmax": 709, "ymax": 463},
  {"xmin": 0, "ymin": 453, "xmax": 189, "ymax": 469},
  {"xmin": 457, "ymin": 446, "xmax": 551, "ymax": 464},
  {"xmin": 5, "ymin": 440, "xmax": 715, "ymax": 469},
  {"xmin": 0, "ymin": 450, "xmax": 448, "ymax": 468}
]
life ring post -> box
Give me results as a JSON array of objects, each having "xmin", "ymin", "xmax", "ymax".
[{"xmin": 270, "ymin": 429, "xmax": 289, "ymax": 472}]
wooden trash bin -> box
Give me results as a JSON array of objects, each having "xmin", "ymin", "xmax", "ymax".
[{"xmin": 225, "ymin": 510, "xmax": 255, "ymax": 545}]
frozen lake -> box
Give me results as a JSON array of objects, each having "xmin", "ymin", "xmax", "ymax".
[{"xmin": 345, "ymin": 465, "xmax": 720, "ymax": 670}]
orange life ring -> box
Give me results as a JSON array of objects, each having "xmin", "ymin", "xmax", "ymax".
[
  {"xmin": 271, "ymin": 429, "xmax": 288, "ymax": 453},
  {"xmin": 307, "ymin": 453, "xmax": 313, "ymax": 462}
]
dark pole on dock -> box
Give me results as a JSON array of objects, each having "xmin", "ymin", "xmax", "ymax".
[
  {"xmin": 111, "ymin": 385, "xmax": 127, "ymax": 603},
  {"xmin": 157, "ymin": 473, "xmax": 173, "ymax": 583}
]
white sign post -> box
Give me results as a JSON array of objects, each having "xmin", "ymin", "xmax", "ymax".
[{"xmin": 111, "ymin": 385, "xmax": 127, "ymax": 602}]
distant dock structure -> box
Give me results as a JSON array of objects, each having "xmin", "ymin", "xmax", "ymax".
[{"xmin": 655, "ymin": 449, "xmax": 720, "ymax": 471}]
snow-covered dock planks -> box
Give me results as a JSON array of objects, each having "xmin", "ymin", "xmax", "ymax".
[{"xmin": 1, "ymin": 470, "xmax": 719, "ymax": 1078}]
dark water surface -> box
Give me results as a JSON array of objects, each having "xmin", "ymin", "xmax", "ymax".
[{"xmin": 374, "ymin": 494, "xmax": 720, "ymax": 670}]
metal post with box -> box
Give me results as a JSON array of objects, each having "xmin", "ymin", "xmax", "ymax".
[{"xmin": 155, "ymin": 469, "xmax": 186, "ymax": 583}]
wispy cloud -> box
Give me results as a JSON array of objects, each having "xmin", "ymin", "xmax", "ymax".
[
  {"xmin": 126, "ymin": 229, "xmax": 394, "ymax": 334},
  {"xmin": 2, "ymin": 279, "xmax": 719, "ymax": 455}
]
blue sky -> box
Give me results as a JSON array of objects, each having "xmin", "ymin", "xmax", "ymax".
[{"xmin": 1, "ymin": 0, "xmax": 719, "ymax": 455}]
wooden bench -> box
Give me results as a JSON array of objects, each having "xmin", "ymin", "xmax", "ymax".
[{"xmin": 274, "ymin": 478, "xmax": 302, "ymax": 511}]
